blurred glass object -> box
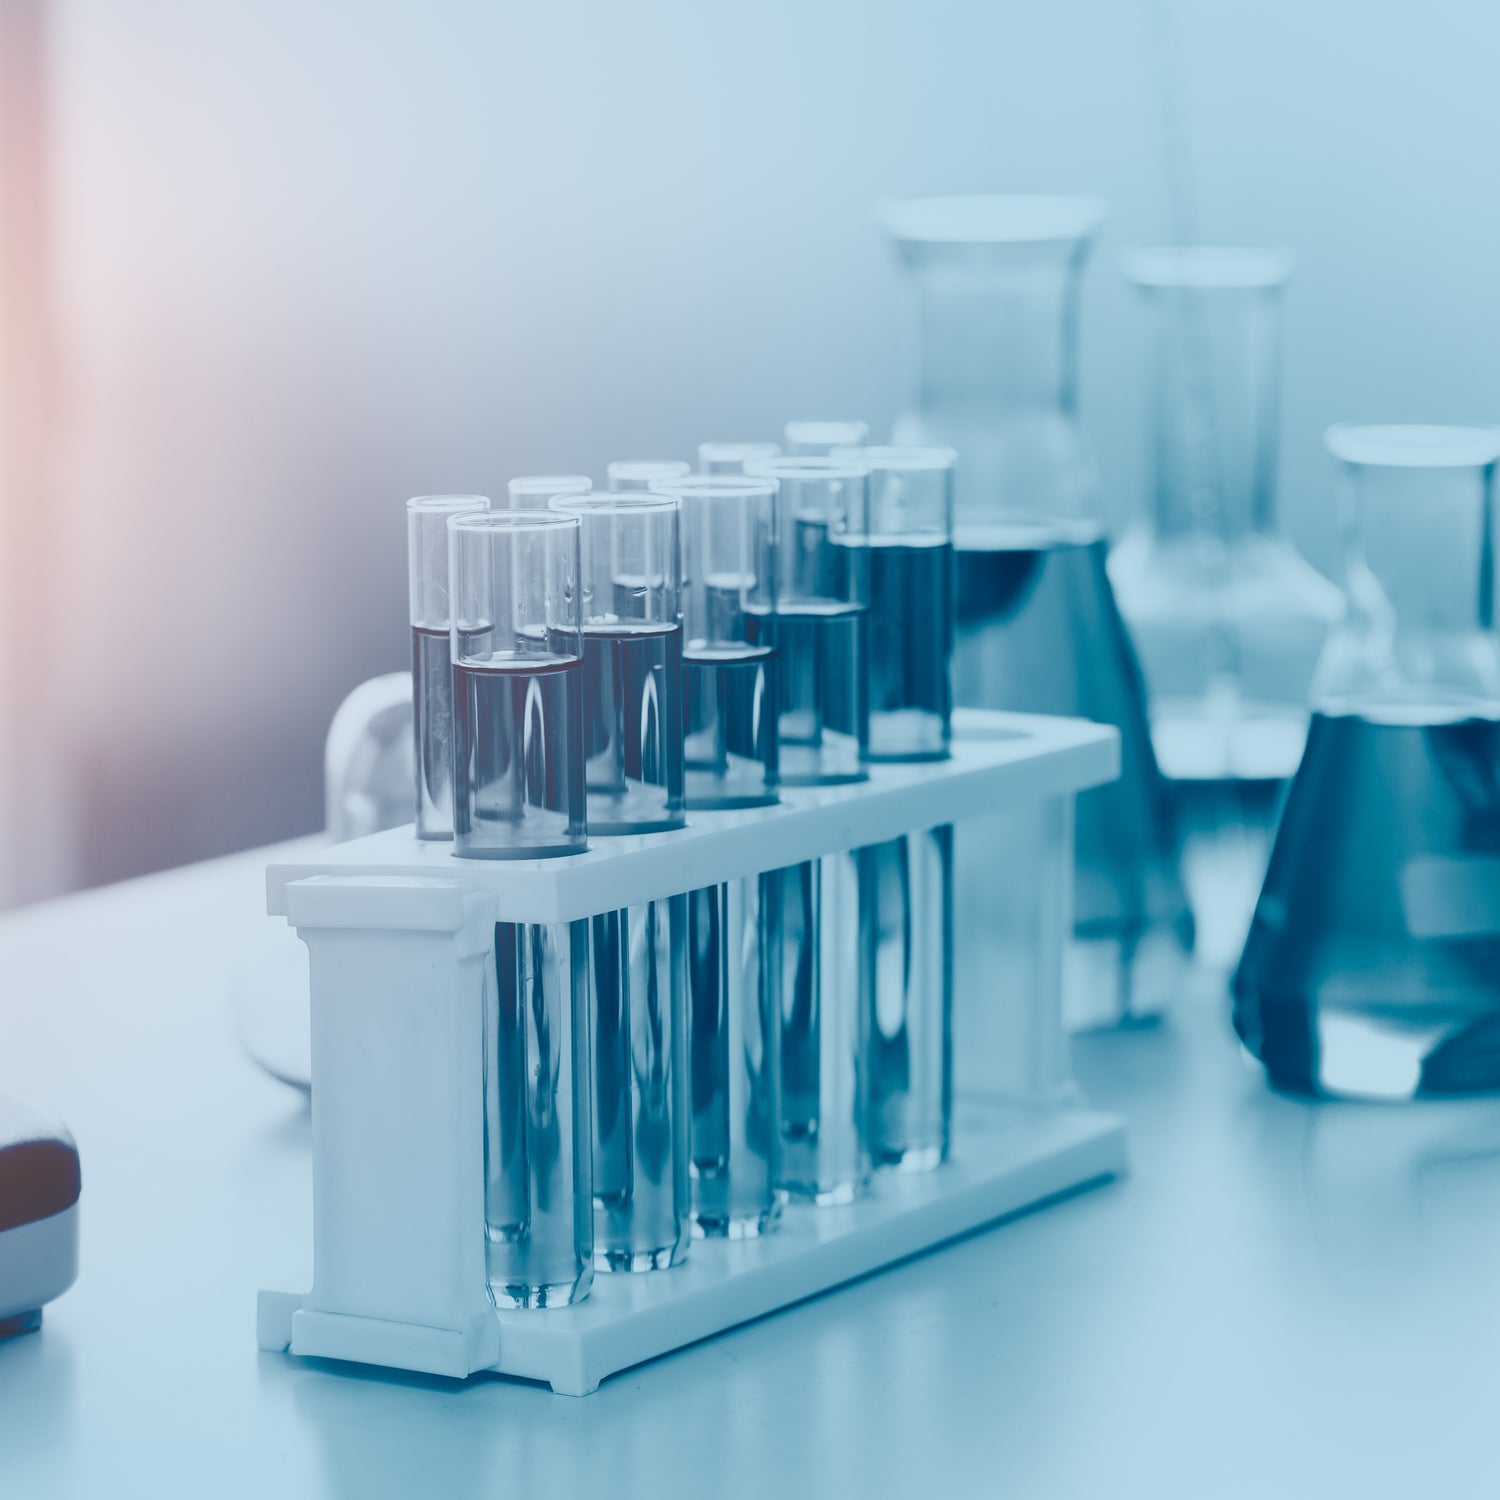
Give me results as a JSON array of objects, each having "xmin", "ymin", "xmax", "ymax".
[
  {"xmin": 879, "ymin": 193, "xmax": 1193, "ymax": 1028},
  {"xmin": 234, "ymin": 673, "xmax": 415, "ymax": 1090},
  {"xmin": 697, "ymin": 441, "xmax": 780, "ymax": 476},
  {"xmin": 1235, "ymin": 425, "xmax": 1500, "ymax": 1098},
  {"xmin": 783, "ymin": 420, "xmax": 869, "ymax": 457},
  {"xmin": 1110, "ymin": 247, "xmax": 1341, "ymax": 783},
  {"xmin": 606, "ymin": 459, "xmax": 690, "ymax": 492}
]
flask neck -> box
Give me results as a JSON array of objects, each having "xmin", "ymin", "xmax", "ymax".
[
  {"xmin": 909, "ymin": 250, "xmax": 1083, "ymax": 418},
  {"xmin": 897, "ymin": 243, "xmax": 1102, "ymax": 533},
  {"xmin": 1142, "ymin": 284, "xmax": 1283, "ymax": 544},
  {"xmin": 1346, "ymin": 464, "xmax": 1493, "ymax": 634},
  {"xmin": 1313, "ymin": 449, "xmax": 1500, "ymax": 721}
]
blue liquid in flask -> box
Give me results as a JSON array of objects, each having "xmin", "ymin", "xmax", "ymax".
[{"xmin": 1234, "ymin": 709, "xmax": 1500, "ymax": 1099}]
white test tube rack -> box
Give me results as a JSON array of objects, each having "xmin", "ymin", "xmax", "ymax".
[{"xmin": 256, "ymin": 708, "xmax": 1126, "ymax": 1395}]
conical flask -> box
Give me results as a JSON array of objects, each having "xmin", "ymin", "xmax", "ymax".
[
  {"xmin": 879, "ymin": 194, "xmax": 1193, "ymax": 1028},
  {"xmin": 1110, "ymin": 247, "xmax": 1341, "ymax": 783},
  {"xmin": 1234, "ymin": 425, "xmax": 1500, "ymax": 1098}
]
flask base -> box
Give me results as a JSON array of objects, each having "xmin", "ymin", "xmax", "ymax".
[{"xmin": 1235, "ymin": 995, "xmax": 1500, "ymax": 1102}]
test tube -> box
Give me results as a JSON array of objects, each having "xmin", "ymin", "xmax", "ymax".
[
  {"xmin": 407, "ymin": 495, "xmax": 490, "ymax": 839},
  {"xmin": 607, "ymin": 459, "xmax": 691, "ymax": 493},
  {"xmin": 745, "ymin": 455, "xmax": 874, "ymax": 1204},
  {"xmin": 659, "ymin": 474, "xmax": 784, "ymax": 1237},
  {"xmin": 837, "ymin": 445, "xmax": 957, "ymax": 1171},
  {"xmin": 504, "ymin": 474, "xmax": 592, "ymax": 509},
  {"xmin": 698, "ymin": 441, "xmax": 781, "ymax": 476},
  {"xmin": 783, "ymin": 419, "xmax": 871, "ymax": 457},
  {"xmin": 552, "ymin": 492, "xmax": 691, "ymax": 1271},
  {"xmin": 447, "ymin": 510, "xmax": 592, "ymax": 1309}
]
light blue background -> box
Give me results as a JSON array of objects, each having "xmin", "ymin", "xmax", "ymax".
[{"xmin": 21, "ymin": 0, "xmax": 1500, "ymax": 889}]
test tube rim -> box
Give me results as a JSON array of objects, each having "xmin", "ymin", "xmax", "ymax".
[
  {"xmin": 506, "ymin": 474, "xmax": 593, "ymax": 501},
  {"xmin": 782, "ymin": 420, "xmax": 871, "ymax": 450},
  {"xmin": 550, "ymin": 491, "xmax": 682, "ymax": 516},
  {"xmin": 1121, "ymin": 244, "xmax": 1295, "ymax": 290},
  {"xmin": 605, "ymin": 459, "xmax": 692, "ymax": 485},
  {"xmin": 745, "ymin": 455, "xmax": 870, "ymax": 482},
  {"xmin": 447, "ymin": 507, "xmax": 580, "ymax": 534},
  {"xmin": 655, "ymin": 474, "xmax": 779, "ymax": 500},
  {"xmin": 698, "ymin": 440, "xmax": 781, "ymax": 468},
  {"xmin": 406, "ymin": 493, "xmax": 491, "ymax": 514},
  {"xmin": 830, "ymin": 444, "xmax": 957, "ymax": 473},
  {"xmin": 1325, "ymin": 423, "xmax": 1500, "ymax": 471}
]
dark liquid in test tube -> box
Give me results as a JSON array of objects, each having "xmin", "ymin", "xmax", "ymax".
[
  {"xmin": 452, "ymin": 652, "xmax": 585, "ymax": 858},
  {"xmin": 412, "ymin": 624, "xmax": 456, "ymax": 837}
]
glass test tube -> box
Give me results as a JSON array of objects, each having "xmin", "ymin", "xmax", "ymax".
[
  {"xmin": 504, "ymin": 474, "xmax": 592, "ymax": 509},
  {"xmin": 660, "ymin": 474, "xmax": 784, "ymax": 1236},
  {"xmin": 607, "ymin": 459, "xmax": 691, "ymax": 493},
  {"xmin": 783, "ymin": 419, "xmax": 871, "ymax": 457},
  {"xmin": 407, "ymin": 495, "xmax": 490, "ymax": 839},
  {"xmin": 836, "ymin": 445, "xmax": 956, "ymax": 1171},
  {"xmin": 746, "ymin": 455, "xmax": 874, "ymax": 1203},
  {"xmin": 698, "ymin": 441, "xmax": 781, "ymax": 476},
  {"xmin": 448, "ymin": 510, "xmax": 593, "ymax": 1309},
  {"xmin": 553, "ymin": 492, "xmax": 691, "ymax": 1271}
]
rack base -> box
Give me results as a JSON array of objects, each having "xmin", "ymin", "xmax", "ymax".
[{"xmin": 259, "ymin": 1099, "xmax": 1124, "ymax": 1395}]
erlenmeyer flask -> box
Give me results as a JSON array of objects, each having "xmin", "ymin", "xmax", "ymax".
[
  {"xmin": 1235, "ymin": 425, "xmax": 1500, "ymax": 1099},
  {"xmin": 879, "ymin": 193, "xmax": 1193, "ymax": 1027},
  {"xmin": 1110, "ymin": 247, "xmax": 1341, "ymax": 783}
]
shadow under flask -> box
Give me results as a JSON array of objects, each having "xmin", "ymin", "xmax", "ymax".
[
  {"xmin": 878, "ymin": 193, "xmax": 1193, "ymax": 1031},
  {"xmin": 1234, "ymin": 425, "xmax": 1500, "ymax": 1099},
  {"xmin": 448, "ymin": 509, "xmax": 594, "ymax": 1309}
]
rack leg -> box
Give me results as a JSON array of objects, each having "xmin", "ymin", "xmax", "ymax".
[{"xmin": 281, "ymin": 875, "xmax": 501, "ymax": 1378}]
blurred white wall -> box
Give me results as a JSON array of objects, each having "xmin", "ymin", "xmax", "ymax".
[{"xmin": 8, "ymin": 0, "xmax": 1500, "ymax": 897}]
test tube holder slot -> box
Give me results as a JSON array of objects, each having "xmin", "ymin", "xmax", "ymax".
[{"xmin": 256, "ymin": 709, "xmax": 1126, "ymax": 1396}]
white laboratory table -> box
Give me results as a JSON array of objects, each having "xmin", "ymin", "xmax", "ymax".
[{"xmin": 3, "ymin": 836, "xmax": 1500, "ymax": 1499}]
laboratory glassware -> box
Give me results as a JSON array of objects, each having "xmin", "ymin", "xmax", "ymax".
[
  {"xmin": 553, "ymin": 492, "xmax": 691, "ymax": 1270},
  {"xmin": 504, "ymin": 474, "xmax": 592, "ymax": 509},
  {"xmin": 834, "ymin": 445, "xmax": 955, "ymax": 1170},
  {"xmin": 1110, "ymin": 247, "xmax": 1341, "ymax": 782},
  {"xmin": 746, "ymin": 454, "xmax": 874, "ymax": 1203},
  {"xmin": 448, "ymin": 509, "xmax": 593, "ymax": 1308},
  {"xmin": 607, "ymin": 459, "xmax": 691, "ymax": 493},
  {"xmin": 1234, "ymin": 424, "xmax": 1500, "ymax": 1099},
  {"xmin": 879, "ymin": 192, "xmax": 1193, "ymax": 1028},
  {"xmin": 784, "ymin": 420, "xmax": 870, "ymax": 456},
  {"xmin": 406, "ymin": 494, "xmax": 489, "ymax": 839},
  {"xmin": 660, "ymin": 473, "xmax": 784, "ymax": 1236},
  {"xmin": 698, "ymin": 441, "xmax": 781, "ymax": 476}
]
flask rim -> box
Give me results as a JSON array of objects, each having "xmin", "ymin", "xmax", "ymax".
[
  {"xmin": 878, "ymin": 193, "xmax": 1107, "ymax": 246},
  {"xmin": 1325, "ymin": 424, "xmax": 1500, "ymax": 470},
  {"xmin": 1122, "ymin": 245, "xmax": 1295, "ymax": 289}
]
